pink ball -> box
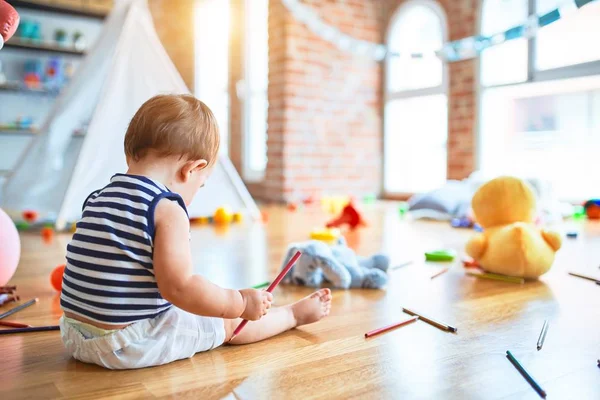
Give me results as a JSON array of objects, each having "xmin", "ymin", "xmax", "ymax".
[{"xmin": 0, "ymin": 208, "xmax": 20, "ymax": 286}]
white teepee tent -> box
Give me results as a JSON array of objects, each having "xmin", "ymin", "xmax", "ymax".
[{"xmin": 1, "ymin": 0, "xmax": 259, "ymax": 229}]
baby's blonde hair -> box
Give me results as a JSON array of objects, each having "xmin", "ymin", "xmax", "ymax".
[{"xmin": 124, "ymin": 94, "xmax": 220, "ymax": 166}]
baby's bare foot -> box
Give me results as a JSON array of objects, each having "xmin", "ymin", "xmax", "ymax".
[{"xmin": 291, "ymin": 288, "xmax": 332, "ymax": 327}]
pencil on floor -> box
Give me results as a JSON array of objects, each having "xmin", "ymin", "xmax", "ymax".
[
  {"xmin": 391, "ymin": 261, "xmax": 414, "ymax": 270},
  {"xmin": 0, "ymin": 298, "xmax": 38, "ymax": 320},
  {"xmin": 251, "ymin": 281, "xmax": 270, "ymax": 289},
  {"xmin": 466, "ymin": 271, "xmax": 524, "ymax": 284},
  {"xmin": 364, "ymin": 316, "xmax": 418, "ymax": 338},
  {"xmin": 0, "ymin": 325, "xmax": 59, "ymax": 334},
  {"xmin": 430, "ymin": 267, "xmax": 449, "ymax": 279},
  {"xmin": 506, "ymin": 350, "xmax": 547, "ymax": 398},
  {"xmin": 536, "ymin": 320, "xmax": 549, "ymax": 351},
  {"xmin": 0, "ymin": 320, "xmax": 32, "ymax": 328},
  {"xmin": 402, "ymin": 307, "xmax": 457, "ymax": 333},
  {"xmin": 568, "ymin": 272, "xmax": 600, "ymax": 283}
]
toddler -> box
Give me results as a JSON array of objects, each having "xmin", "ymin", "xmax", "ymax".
[{"xmin": 59, "ymin": 94, "xmax": 332, "ymax": 369}]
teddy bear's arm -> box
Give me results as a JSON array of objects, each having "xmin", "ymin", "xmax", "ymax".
[
  {"xmin": 465, "ymin": 233, "xmax": 487, "ymax": 260},
  {"xmin": 541, "ymin": 229, "xmax": 562, "ymax": 251}
]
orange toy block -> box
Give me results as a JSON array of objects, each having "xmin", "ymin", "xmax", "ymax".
[{"xmin": 325, "ymin": 202, "xmax": 366, "ymax": 230}]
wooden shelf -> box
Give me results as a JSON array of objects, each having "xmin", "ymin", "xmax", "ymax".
[
  {"xmin": 0, "ymin": 82, "xmax": 60, "ymax": 96},
  {"xmin": 8, "ymin": 1, "xmax": 108, "ymax": 20},
  {"xmin": 0, "ymin": 129, "xmax": 37, "ymax": 136},
  {"xmin": 5, "ymin": 37, "xmax": 85, "ymax": 56}
]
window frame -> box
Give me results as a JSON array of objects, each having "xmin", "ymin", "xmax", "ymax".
[
  {"xmin": 241, "ymin": 0, "xmax": 269, "ymax": 183},
  {"xmin": 383, "ymin": 0, "xmax": 449, "ymax": 198},
  {"xmin": 476, "ymin": 0, "xmax": 600, "ymax": 176}
]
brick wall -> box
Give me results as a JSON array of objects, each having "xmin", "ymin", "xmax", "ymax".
[
  {"xmin": 234, "ymin": 0, "xmax": 385, "ymax": 203},
  {"xmin": 148, "ymin": 0, "xmax": 195, "ymax": 91}
]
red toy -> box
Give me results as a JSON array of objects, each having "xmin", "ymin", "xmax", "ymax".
[
  {"xmin": 50, "ymin": 264, "xmax": 66, "ymax": 291},
  {"xmin": 22, "ymin": 210, "xmax": 39, "ymax": 223},
  {"xmin": 326, "ymin": 202, "xmax": 366, "ymax": 230},
  {"xmin": 287, "ymin": 203, "xmax": 298, "ymax": 212},
  {"xmin": 41, "ymin": 227, "xmax": 54, "ymax": 244}
]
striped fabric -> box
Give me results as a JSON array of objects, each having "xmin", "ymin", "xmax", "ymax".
[{"xmin": 60, "ymin": 174, "xmax": 187, "ymax": 325}]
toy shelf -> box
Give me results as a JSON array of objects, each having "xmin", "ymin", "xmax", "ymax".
[
  {"xmin": 0, "ymin": 82, "xmax": 60, "ymax": 96},
  {"xmin": 4, "ymin": 38, "xmax": 85, "ymax": 56},
  {"xmin": 7, "ymin": 1, "xmax": 108, "ymax": 20}
]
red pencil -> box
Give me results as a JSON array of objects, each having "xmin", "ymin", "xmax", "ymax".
[
  {"xmin": 0, "ymin": 320, "xmax": 32, "ymax": 328},
  {"xmin": 431, "ymin": 267, "xmax": 449, "ymax": 279},
  {"xmin": 229, "ymin": 250, "xmax": 302, "ymax": 341},
  {"xmin": 365, "ymin": 316, "xmax": 419, "ymax": 338}
]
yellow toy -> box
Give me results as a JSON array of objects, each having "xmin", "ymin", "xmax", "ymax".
[
  {"xmin": 309, "ymin": 227, "xmax": 341, "ymax": 243},
  {"xmin": 232, "ymin": 212, "xmax": 243, "ymax": 222},
  {"xmin": 213, "ymin": 207, "xmax": 233, "ymax": 225},
  {"xmin": 465, "ymin": 176, "xmax": 562, "ymax": 279}
]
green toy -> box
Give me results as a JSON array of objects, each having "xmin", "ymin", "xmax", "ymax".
[{"xmin": 425, "ymin": 250, "xmax": 456, "ymax": 262}]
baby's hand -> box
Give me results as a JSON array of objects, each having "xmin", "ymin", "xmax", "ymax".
[{"xmin": 239, "ymin": 289, "xmax": 273, "ymax": 321}]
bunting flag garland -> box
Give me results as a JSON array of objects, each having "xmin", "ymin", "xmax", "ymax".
[{"xmin": 281, "ymin": 0, "xmax": 598, "ymax": 62}]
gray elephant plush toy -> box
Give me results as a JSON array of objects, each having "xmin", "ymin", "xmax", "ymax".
[{"xmin": 281, "ymin": 237, "xmax": 390, "ymax": 289}]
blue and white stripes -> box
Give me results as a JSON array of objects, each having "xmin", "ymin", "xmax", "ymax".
[{"xmin": 60, "ymin": 174, "xmax": 187, "ymax": 325}]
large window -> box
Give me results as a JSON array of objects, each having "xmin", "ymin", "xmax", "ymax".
[
  {"xmin": 384, "ymin": 1, "xmax": 448, "ymax": 194},
  {"xmin": 479, "ymin": 0, "xmax": 600, "ymax": 201},
  {"xmin": 194, "ymin": 0, "xmax": 230, "ymax": 154},
  {"xmin": 242, "ymin": 0, "xmax": 269, "ymax": 181}
]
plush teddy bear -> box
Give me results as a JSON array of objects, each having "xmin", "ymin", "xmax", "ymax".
[
  {"xmin": 465, "ymin": 176, "xmax": 562, "ymax": 279},
  {"xmin": 281, "ymin": 237, "xmax": 390, "ymax": 289}
]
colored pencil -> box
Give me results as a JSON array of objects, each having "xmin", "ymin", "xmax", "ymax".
[
  {"xmin": 568, "ymin": 272, "xmax": 599, "ymax": 283},
  {"xmin": 467, "ymin": 271, "xmax": 524, "ymax": 284},
  {"xmin": 230, "ymin": 251, "xmax": 302, "ymax": 341},
  {"xmin": 251, "ymin": 281, "xmax": 270, "ymax": 289},
  {"xmin": 506, "ymin": 350, "xmax": 547, "ymax": 398},
  {"xmin": 0, "ymin": 298, "xmax": 38, "ymax": 320},
  {"xmin": 536, "ymin": 320, "xmax": 549, "ymax": 351},
  {"xmin": 430, "ymin": 267, "xmax": 449, "ymax": 279},
  {"xmin": 0, "ymin": 325, "xmax": 59, "ymax": 335},
  {"xmin": 402, "ymin": 307, "xmax": 457, "ymax": 333},
  {"xmin": 391, "ymin": 260, "xmax": 414, "ymax": 270},
  {"xmin": 0, "ymin": 321, "xmax": 32, "ymax": 328},
  {"xmin": 364, "ymin": 316, "xmax": 418, "ymax": 338}
]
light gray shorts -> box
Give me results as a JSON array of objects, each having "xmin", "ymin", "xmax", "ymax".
[{"xmin": 60, "ymin": 307, "xmax": 226, "ymax": 370}]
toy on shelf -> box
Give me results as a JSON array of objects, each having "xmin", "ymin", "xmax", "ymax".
[
  {"xmin": 326, "ymin": 202, "xmax": 366, "ymax": 231},
  {"xmin": 584, "ymin": 199, "xmax": 600, "ymax": 220},
  {"xmin": 466, "ymin": 176, "xmax": 562, "ymax": 279},
  {"xmin": 50, "ymin": 264, "xmax": 66, "ymax": 291},
  {"xmin": 23, "ymin": 59, "xmax": 43, "ymax": 89},
  {"xmin": 309, "ymin": 227, "xmax": 341, "ymax": 243},
  {"xmin": 281, "ymin": 236, "xmax": 390, "ymax": 289},
  {"xmin": 16, "ymin": 20, "xmax": 42, "ymax": 41},
  {"xmin": 0, "ymin": 209, "xmax": 20, "ymax": 286},
  {"xmin": 232, "ymin": 212, "xmax": 243, "ymax": 222},
  {"xmin": 54, "ymin": 29, "xmax": 67, "ymax": 46},
  {"xmin": 73, "ymin": 31, "xmax": 86, "ymax": 50},
  {"xmin": 287, "ymin": 202, "xmax": 298, "ymax": 212},
  {"xmin": 45, "ymin": 58, "xmax": 65, "ymax": 90}
]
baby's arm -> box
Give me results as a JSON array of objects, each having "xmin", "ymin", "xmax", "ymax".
[{"xmin": 153, "ymin": 200, "xmax": 271, "ymax": 319}]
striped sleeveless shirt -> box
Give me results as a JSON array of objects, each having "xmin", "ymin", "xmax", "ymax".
[{"xmin": 60, "ymin": 173, "xmax": 187, "ymax": 325}]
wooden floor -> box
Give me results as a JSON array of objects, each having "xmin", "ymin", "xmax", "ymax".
[{"xmin": 1, "ymin": 203, "xmax": 599, "ymax": 399}]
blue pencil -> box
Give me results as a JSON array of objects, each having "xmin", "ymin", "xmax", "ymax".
[{"xmin": 506, "ymin": 351, "xmax": 546, "ymax": 398}]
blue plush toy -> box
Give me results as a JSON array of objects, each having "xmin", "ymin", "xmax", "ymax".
[{"xmin": 280, "ymin": 237, "xmax": 390, "ymax": 289}]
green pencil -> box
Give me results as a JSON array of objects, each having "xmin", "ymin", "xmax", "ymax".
[
  {"xmin": 467, "ymin": 271, "xmax": 524, "ymax": 284},
  {"xmin": 251, "ymin": 281, "xmax": 270, "ymax": 289},
  {"xmin": 506, "ymin": 351, "xmax": 547, "ymax": 398}
]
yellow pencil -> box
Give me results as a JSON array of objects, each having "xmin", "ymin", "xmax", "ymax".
[{"xmin": 466, "ymin": 271, "xmax": 524, "ymax": 284}]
